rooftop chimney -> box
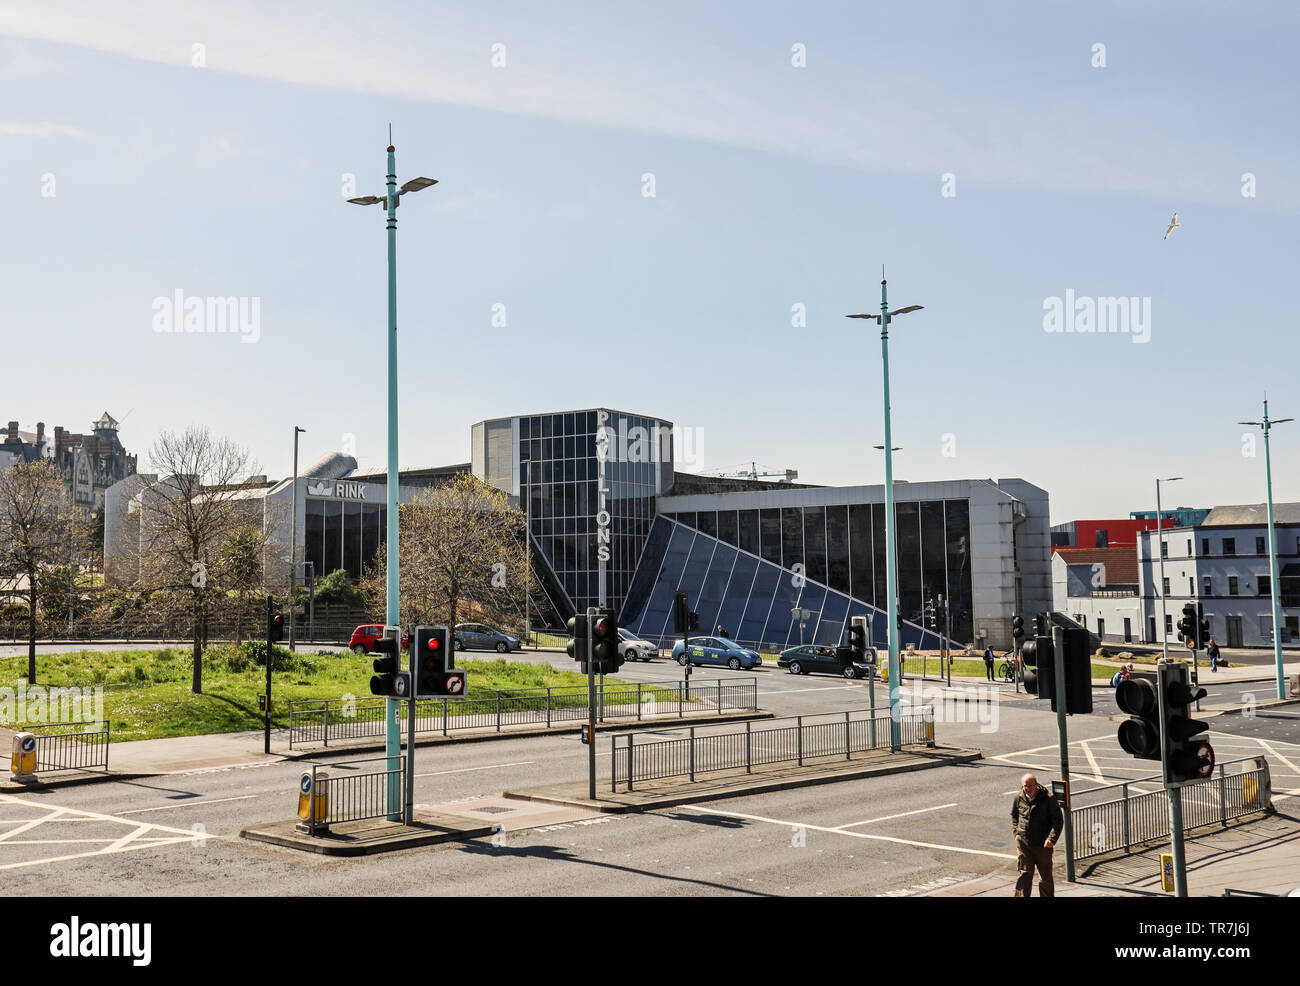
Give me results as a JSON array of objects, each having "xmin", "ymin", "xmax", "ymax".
[{"xmin": 6, "ymin": 421, "xmax": 17, "ymax": 443}]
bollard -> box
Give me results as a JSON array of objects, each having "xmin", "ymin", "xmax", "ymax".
[
  {"xmin": 296, "ymin": 769, "xmax": 330, "ymax": 834},
  {"xmin": 10, "ymin": 732, "xmax": 37, "ymax": 781}
]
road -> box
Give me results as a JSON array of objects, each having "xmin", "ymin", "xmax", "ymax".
[{"xmin": 4, "ymin": 663, "xmax": 1298, "ymax": 896}]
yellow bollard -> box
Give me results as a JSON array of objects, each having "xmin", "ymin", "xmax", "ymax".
[
  {"xmin": 10, "ymin": 732, "xmax": 36, "ymax": 781},
  {"xmin": 296, "ymin": 770, "xmax": 329, "ymax": 829}
]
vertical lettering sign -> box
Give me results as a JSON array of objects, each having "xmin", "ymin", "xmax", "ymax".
[{"xmin": 595, "ymin": 411, "xmax": 613, "ymax": 603}]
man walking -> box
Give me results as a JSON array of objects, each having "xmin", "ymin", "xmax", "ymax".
[
  {"xmin": 984, "ymin": 646, "xmax": 996, "ymax": 681},
  {"xmin": 1011, "ymin": 773, "xmax": 1064, "ymax": 897},
  {"xmin": 1207, "ymin": 638, "xmax": 1220, "ymax": 672}
]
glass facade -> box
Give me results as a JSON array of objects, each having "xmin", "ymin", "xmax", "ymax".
[
  {"xmin": 519, "ymin": 410, "xmax": 660, "ymax": 617},
  {"xmin": 631, "ymin": 497, "xmax": 973, "ymax": 648},
  {"xmin": 304, "ymin": 497, "xmax": 386, "ymax": 581}
]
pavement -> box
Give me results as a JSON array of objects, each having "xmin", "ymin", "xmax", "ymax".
[{"xmin": 930, "ymin": 808, "xmax": 1300, "ymax": 897}]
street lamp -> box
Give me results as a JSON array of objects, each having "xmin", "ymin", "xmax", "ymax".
[
  {"xmin": 1154, "ymin": 476, "xmax": 1182, "ymax": 661},
  {"xmin": 848, "ymin": 277, "xmax": 924, "ymax": 751},
  {"xmin": 289, "ymin": 425, "xmax": 305, "ymax": 652},
  {"xmin": 1239, "ymin": 401, "xmax": 1293, "ymax": 699},
  {"xmin": 347, "ymin": 135, "xmax": 438, "ymax": 817}
]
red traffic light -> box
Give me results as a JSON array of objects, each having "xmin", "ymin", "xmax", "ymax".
[
  {"xmin": 594, "ymin": 618, "xmax": 611, "ymax": 636},
  {"xmin": 426, "ymin": 637, "xmax": 440, "ymax": 650}
]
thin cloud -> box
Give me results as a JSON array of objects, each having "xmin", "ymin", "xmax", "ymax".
[{"xmin": 0, "ymin": 120, "xmax": 88, "ymax": 137}]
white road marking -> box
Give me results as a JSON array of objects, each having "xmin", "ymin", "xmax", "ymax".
[
  {"xmin": 834, "ymin": 803, "xmax": 958, "ymax": 830},
  {"xmin": 414, "ymin": 760, "xmax": 535, "ymax": 779},
  {"xmin": 758, "ymin": 683, "xmax": 864, "ymax": 696},
  {"xmin": 686, "ymin": 806, "xmax": 1015, "ymax": 859},
  {"xmin": 1078, "ymin": 737, "xmax": 1105, "ymax": 783},
  {"xmin": 118, "ymin": 795, "xmax": 258, "ymax": 815},
  {"xmin": 1256, "ymin": 740, "xmax": 1300, "ymax": 776}
]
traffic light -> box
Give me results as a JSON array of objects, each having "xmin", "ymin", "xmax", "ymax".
[
  {"xmin": 1116, "ymin": 673, "xmax": 1161, "ymax": 761},
  {"xmin": 370, "ymin": 635, "xmax": 410, "ymax": 698},
  {"xmin": 924, "ymin": 600, "xmax": 937, "ymax": 630},
  {"xmin": 1011, "ymin": 615, "xmax": 1025, "ymax": 647},
  {"xmin": 673, "ymin": 592, "xmax": 690, "ymax": 634},
  {"xmin": 412, "ymin": 625, "xmax": 465, "ymax": 697},
  {"xmin": 1178, "ymin": 603, "xmax": 1197, "ymax": 647},
  {"xmin": 589, "ymin": 608, "xmax": 624, "ymax": 675},
  {"xmin": 1164, "ymin": 663, "xmax": 1213, "ymax": 785},
  {"xmin": 1021, "ymin": 636, "xmax": 1054, "ymax": 700},
  {"xmin": 848, "ymin": 616, "xmax": 868, "ymax": 658},
  {"xmin": 1061, "ymin": 627, "xmax": 1093, "ymax": 715},
  {"xmin": 566, "ymin": 614, "xmax": 588, "ymax": 661},
  {"xmin": 268, "ymin": 611, "xmax": 285, "ymax": 643},
  {"xmin": 1197, "ymin": 603, "xmax": 1211, "ymax": 650},
  {"xmin": 1032, "ymin": 613, "xmax": 1047, "ymax": 637}
]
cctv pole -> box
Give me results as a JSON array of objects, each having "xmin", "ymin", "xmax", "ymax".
[
  {"xmin": 880, "ymin": 277, "xmax": 902, "ymax": 751},
  {"xmin": 384, "ymin": 141, "xmax": 402, "ymax": 818}
]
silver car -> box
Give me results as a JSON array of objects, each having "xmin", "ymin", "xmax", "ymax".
[
  {"xmin": 619, "ymin": 628, "xmax": 658, "ymax": 662},
  {"xmin": 454, "ymin": 623, "xmax": 522, "ymax": 653}
]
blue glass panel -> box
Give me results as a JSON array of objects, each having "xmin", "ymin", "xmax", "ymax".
[
  {"xmin": 716, "ymin": 552, "xmax": 758, "ymax": 644},
  {"xmin": 619, "ymin": 515, "xmax": 672, "ymax": 626},
  {"xmin": 738, "ymin": 563, "xmax": 780, "ymax": 645},
  {"xmin": 761, "ymin": 569, "xmax": 800, "ymax": 650},
  {"xmin": 696, "ymin": 542, "xmax": 737, "ymax": 634},
  {"xmin": 674, "ymin": 535, "xmax": 719, "ymax": 633},
  {"xmin": 635, "ymin": 522, "xmax": 695, "ymax": 641},
  {"xmin": 787, "ymin": 583, "xmax": 825, "ymax": 648},
  {"xmin": 814, "ymin": 591, "xmax": 849, "ymax": 646}
]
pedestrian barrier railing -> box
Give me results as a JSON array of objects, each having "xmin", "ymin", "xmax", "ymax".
[
  {"xmin": 287, "ymin": 678, "xmax": 759, "ymax": 749},
  {"xmin": 610, "ymin": 705, "xmax": 936, "ymax": 792},
  {"xmin": 299, "ymin": 756, "xmax": 404, "ymax": 836},
  {"xmin": 21, "ymin": 721, "xmax": 110, "ymax": 773},
  {"xmin": 1071, "ymin": 756, "xmax": 1273, "ymax": 862}
]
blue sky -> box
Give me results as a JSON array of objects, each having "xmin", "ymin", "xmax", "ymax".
[{"xmin": 2, "ymin": 0, "xmax": 1297, "ymax": 521}]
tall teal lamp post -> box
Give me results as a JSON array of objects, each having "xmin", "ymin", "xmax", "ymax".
[
  {"xmin": 848, "ymin": 276, "xmax": 923, "ymax": 750},
  {"xmin": 1239, "ymin": 401, "xmax": 1292, "ymax": 699},
  {"xmin": 347, "ymin": 138, "xmax": 438, "ymax": 815}
]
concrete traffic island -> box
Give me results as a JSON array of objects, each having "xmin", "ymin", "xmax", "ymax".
[
  {"xmin": 241, "ymin": 811, "xmax": 497, "ymax": 857},
  {"xmin": 504, "ymin": 744, "xmax": 982, "ymax": 814}
]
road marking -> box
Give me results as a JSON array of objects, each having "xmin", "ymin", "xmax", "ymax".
[
  {"xmin": 0, "ymin": 808, "xmax": 70, "ymax": 843},
  {"xmin": 685, "ymin": 806, "xmax": 1015, "ymax": 859},
  {"xmin": 758, "ymin": 683, "xmax": 864, "ymax": 696},
  {"xmin": 414, "ymin": 760, "xmax": 536, "ymax": 778},
  {"xmin": 1256, "ymin": 740, "xmax": 1300, "ymax": 777},
  {"xmin": 834, "ymin": 803, "xmax": 958, "ymax": 830},
  {"xmin": 1077, "ymin": 737, "xmax": 1105, "ymax": 783},
  {"xmin": 118, "ymin": 795, "xmax": 258, "ymax": 815}
]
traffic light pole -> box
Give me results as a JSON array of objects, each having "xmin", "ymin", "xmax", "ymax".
[
  {"xmin": 264, "ymin": 595, "xmax": 273, "ymax": 755},
  {"xmin": 384, "ymin": 141, "xmax": 402, "ymax": 821},
  {"xmin": 405, "ymin": 694, "xmax": 415, "ymax": 825},
  {"xmin": 1158, "ymin": 660, "xmax": 1189, "ymax": 897},
  {"xmin": 1051, "ymin": 624, "xmax": 1074, "ymax": 882},
  {"xmin": 587, "ymin": 606, "xmax": 597, "ymax": 801}
]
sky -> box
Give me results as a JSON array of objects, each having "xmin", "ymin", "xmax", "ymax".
[{"xmin": 2, "ymin": 0, "xmax": 1298, "ymax": 523}]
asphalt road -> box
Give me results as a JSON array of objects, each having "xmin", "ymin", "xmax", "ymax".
[{"xmin": 4, "ymin": 681, "xmax": 1298, "ymax": 896}]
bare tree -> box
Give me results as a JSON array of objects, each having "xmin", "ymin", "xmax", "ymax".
[
  {"xmin": 135, "ymin": 426, "xmax": 258, "ymax": 693},
  {"xmin": 0, "ymin": 460, "xmax": 77, "ymax": 683},
  {"xmin": 361, "ymin": 473, "xmax": 536, "ymax": 643}
]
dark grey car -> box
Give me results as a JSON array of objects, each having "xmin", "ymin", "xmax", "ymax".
[{"xmin": 454, "ymin": 623, "xmax": 522, "ymax": 653}]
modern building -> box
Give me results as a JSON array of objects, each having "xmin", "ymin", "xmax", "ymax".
[
  {"xmin": 105, "ymin": 405, "xmax": 1052, "ymax": 649},
  {"xmin": 1051, "ymin": 516, "xmax": 1171, "ymax": 550},
  {"xmin": 1132, "ymin": 506, "xmax": 1210, "ymax": 528},
  {"xmin": 1053, "ymin": 503, "xmax": 1300, "ymax": 648}
]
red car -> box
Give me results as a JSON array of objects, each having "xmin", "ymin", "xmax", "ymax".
[{"xmin": 349, "ymin": 625, "xmax": 410, "ymax": 654}]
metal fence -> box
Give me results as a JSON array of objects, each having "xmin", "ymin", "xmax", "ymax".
[
  {"xmin": 21, "ymin": 721, "xmax": 111, "ymax": 773},
  {"xmin": 300, "ymin": 756, "xmax": 404, "ymax": 835},
  {"xmin": 287, "ymin": 678, "xmax": 759, "ymax": 749},
  {"xmin": 610, "ymin": 705, "xmax": 936, "ymax": 791},
  {"xmin": 1072, "ymin": 756, "xmax": 1273, "ymax": 862}
]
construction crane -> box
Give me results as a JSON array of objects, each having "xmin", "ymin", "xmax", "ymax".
[{"xmin": 708, "ymin": 461, "xmax": 799, "ymax": 483}]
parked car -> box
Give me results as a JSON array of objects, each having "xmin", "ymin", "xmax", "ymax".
[
  {"xmin": 349, "ymin": 625, "xmax": 409, "ymax": 654},
  {"xmin": 454, "ymin": 623, "xmax": 522, "ymax": 653},
  {"xmin": 619, "ymin": 628, "xmax": 659, "ymax": 662},
  {"xmin": 670, "ymin": 636, "xmax": 763, "ymax": 671},
  {"xmin": 778, "ymin": 643, "xmax": 875, "ymax": 679}
]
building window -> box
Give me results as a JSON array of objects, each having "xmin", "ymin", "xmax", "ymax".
[
  {"xmin": 1164, "ymin": 614, "xmax": 1173, "ymax": 634},
  {"xmin": 1202, "ymin": 538, "xmax": 1209, "ymax": 556},
  {"xmin": 1256, "ymin": 536, "xmax": 1266, "ymax": 554},
  {"xmin": 1189, "ymin": 578, "xmax": 1195, "ymax": 595},
  {"xmin": 1228, "ymin": 576, "xmax": 1238, "ymax": 596},
  {"xmin": 1161, "ymin": 540, "xmax": 1168, "ymax": 559},
  {"xmin": 1186, "ymin": 539, "xmax": 1192, "ymax": 555},
  {"xmin": 1162, "ymin": 577, "xmax": 1170, "ymax": 596},
  {"xmin": 1203, "ymin": 575, "xmax": 1212, "ymax": 596},
  {"xmin": 1223, "ymin": 538, "xmax": 1236, "ymax": 556},
  {"xmin": 1259, "ymin": 574, "xmax": 1271, "ymax": 597}
]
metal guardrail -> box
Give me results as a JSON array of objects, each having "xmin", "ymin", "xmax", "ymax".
[
  {"xmin": 610, "ymin": 705, "xmax": 936, "ymax": 792},
  {"xmin": 287, "ymin": 678, "xmax": 759, "ymax": 749},
  {"xmin": 301, "ymin": 756, "xmax": 404, "ymax": 836},
  {"xmin": 22, "ymin": 720, "xmax": 110, "ymax": 773},
  {"xmin": 1072, "ymin": 756, "xmax": 1273, "ymax": 862}
]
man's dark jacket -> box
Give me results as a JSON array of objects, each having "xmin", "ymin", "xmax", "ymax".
[{"xmin": 1011, "ymin": 786, "xmax": 1064, "ymax": 847}]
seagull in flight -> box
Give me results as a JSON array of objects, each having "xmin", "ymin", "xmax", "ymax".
[{"xmin": 1164, "ymin": 212, "xmax": 1180, "ymax": 239}]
